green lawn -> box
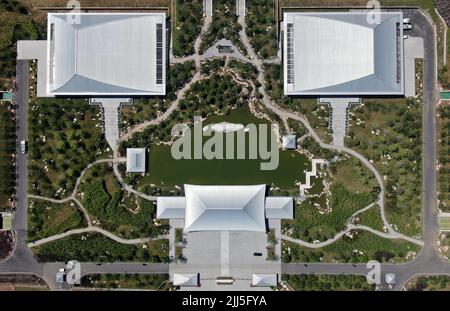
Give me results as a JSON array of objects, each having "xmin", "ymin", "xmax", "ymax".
[
  {"xmin": 357, "ymin": 205, "xmax": 385, "ymax": 232},
  {"xmin": 282, "ymin": 274, "xmax": 375, "ymax": 291},
  {"xmin": 28, "ymin": 199, "xmax": 87, "ymax": 241},
  {"xmin": 282, "ymin": 230, "xmax": 420, "ymax": 263},
  {"xmin": 439, "ymin": 217, "xmax": 450, "ymax": 231},
  {"xmin": 32, "ymin": 233, "xmax": 170, "ymax": 263}
]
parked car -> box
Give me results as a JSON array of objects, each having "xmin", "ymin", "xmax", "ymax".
[
  {"xmin": 403, "ymin": 18, "xmax": 411, "ymax": 23},
  {"xmin": 253, "ymin": 252, "xmax": 263, "ymax": 256},
  {"xmin": 20, "ymin": 140, "xmax": 27, "ymax": 154},
  {"xmin": 403, "ymin": 24, "xmax": 412, "ymax": 30}
]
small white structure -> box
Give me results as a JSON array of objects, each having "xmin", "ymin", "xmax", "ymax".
[
  {"xmin": 252, "ymin": 273, "xmax": 278, "ymax": 287},
  {"xmin": 385, "ymin": 273, "xmax": 396, "ymax": 285},
  {"xmin": 282, "ymin": 134, "xmax": 297, "ymax": 149},
  {"xmin": 126, "ymin": 148, "xmax": 147, "ymax": 173},
  {"xmin": 173, "ymin": 273, "xmax": 200, "ymax": 287}
]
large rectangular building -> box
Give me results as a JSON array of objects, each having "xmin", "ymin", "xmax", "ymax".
[
  {"xmin": 283, "ymin": 12, "xmax": 404, "ymax": 96},
  {"xmin": 47, "ymin": 12, "xmax": 166, "ymax": 96}
]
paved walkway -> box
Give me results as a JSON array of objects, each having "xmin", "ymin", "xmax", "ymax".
[
  {"xmin": 16, "ymin": 40, "xmax": 50, "ymax": 97},
  {"xmin": 404, "ymin": 37, "xmax": 424, "ymax": 97},
  {"xmin": 90, "ymin": 98, "xmax": 132, "ymax": 150},
  {"xmin": 28, "ymin": 226, "xmax": 168, "ymax": 247},
  {"xmin": 319, "ymin": 97, "xmax": 361, "ymax": 147}
]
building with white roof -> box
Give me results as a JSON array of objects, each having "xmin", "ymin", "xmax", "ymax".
[
  {"xmin": 283, "ymin": 12, "xmax": 404, "ymax": 95},
  {"xmin": 173, "ymin": 273, "xmax": 200, "ymax": 287},
  {"xmin": 47, "ymin": 12, "xmax": 166, "ymax": 96},
  {"xmin": 126, "ymin": 148, "xmax": 147, "ymax": 173},
  {"xmin": 157, "ymin": 184, "xmax": 293, "ymax": 232},
  {"xmin": 252, "ymin": 273, "xmax": 278, "ymax": 287},
  {"xmin": 282, "ymin": 134, "xmax": 297, "ymax": 149}
]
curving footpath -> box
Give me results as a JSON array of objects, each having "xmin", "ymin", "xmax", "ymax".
[{"xmin": 28, "ymin": 226, "xmax": 168, "ymax": 248}]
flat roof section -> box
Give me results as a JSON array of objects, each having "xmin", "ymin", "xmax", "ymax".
[
  {"xmin": 47, "ymin": 13, "xmax": 166, "ymax": 96},
  {"xmin": 283, "ymin": 12, "xmax": 404, "ymax": 96}
]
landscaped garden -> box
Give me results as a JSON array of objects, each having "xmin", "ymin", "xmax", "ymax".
[
  {"xmin": 437, "ymin": 104, "xmax": 450, "ymax": 212},
  {"xmin": 121, "ymin": 61, "xmax": 196, "ymax": 129},
  {"xmin": 405, "ymin": 275, "xmax": 450, "ymax": 291},
  {"xmin": 0, "ymin": 102, "xmax": 15, "ymax": 211},
  {"xmin": 32, "ymin": 233, "xmax": 170, "ymax": 263},
  {"xmin": 282, "ymin": 274, "xmax": 375, "ymax": 291},
  {"xmin": 246, "ymin": 0, "xmax": 277, "ymax": 58},
  {"xmin": 282, "ymin": 230, "xmax": 420, "ymax": 263},
  {"xmin": 199, "ymin": 0, "xmax": 245, "ymax": 54},
  {"xmin": 28, "ymin": 98, "xmax": 110, "ymax": 199},
  {"xmin": 78, "ymin": 273, "xmax": 169, "ymax": 290},
  {"xmin": 28, "ymin": 199, "xmax": 86, "ymax": 241},
  {"xmin": 264, "ymin": 64, "xmax": 332, "ymax": 143},
  {"xmin": 77, "ymin": 163, "xmax": 169, "ymax": 239},
  {"xmin": 282, "ymin": 182, "xmax": 377, "ymax": 243},
  {"xmin": 346, "ymin": 98, "xmax": 423, "ymax": 238},
  {"xmin": 0, "ymin": 0, "xmax": 44, "ymax": 90},
  {"xmin": 172, "ymin": 0, "xmax": 203, "ymax": 56}
]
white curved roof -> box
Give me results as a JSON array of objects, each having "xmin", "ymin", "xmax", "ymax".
[
  {"xmin": 184, "ymin": 184, "xmax": 267, "ymax": 232},
  {"xmin": 284, "ymin": 12, "xmax": 404, "ymax": 95},
  {"xmin": 47, "ymin": 13, "xmax": 166, "ymax": 95}
]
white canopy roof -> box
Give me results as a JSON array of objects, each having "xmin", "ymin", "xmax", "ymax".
[
  {"xmin": 47, "ymin": 13, "xmax": 166, "ymax": 95},
  {"xmin": 173, "ymin": 273, "xmax": 199, "ymax": 287},
  {"xmin": 284, "ymin": 12, "xmax": 404, "ymax": 95},
  {"xmin": 252, "ymin": 273, "xmax": 278, "ymax": 287},
  {"xmin": 184, "ymin": 184, "xmax": 267, "ymax": 232}
]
